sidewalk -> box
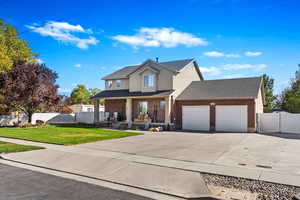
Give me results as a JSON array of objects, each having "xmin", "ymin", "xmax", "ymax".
[{"xmin": 2, "ymin": 136, "xmax": 300, "ymax": 188}]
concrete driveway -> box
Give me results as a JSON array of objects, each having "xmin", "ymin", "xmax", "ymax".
[
  {"xmin": 77, "ymin": 131, "xmax": 300, "ymax": 175},
  {"xmin": 2, "ymin": 131, "xmax": 300, "ymax": 198}
]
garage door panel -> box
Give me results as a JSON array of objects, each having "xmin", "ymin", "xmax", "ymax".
[
  {"xmin": 182, "ymin": 106, "xmax": 210, "ymax": 131},
  {"xmin": 216, "ymin": 105, "xmax": 247, "ymax": 132}
]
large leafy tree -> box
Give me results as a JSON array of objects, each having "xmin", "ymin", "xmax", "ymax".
[
  {"xmin": 70, "ymin": 85, "xmax": 103, "ymax": 105},
  {"xmin": 0, "ymin": 19, "xmax": 36, "ymax": 72},
  {"xmin": 262, "ymin": 74, "xmax": 276, "ymax": 112},
  {"xmin": 70, "ymin": 84, "xmax": 90, "ymax": 104},
  {"xmin": 280, "ymin": 65, "xmax": 300, "ymax": 113},
  {"xmin": 0, "ymin": 62, "xmax": 60, "ymax": 122},
  {"xmin": 89, "ymin": 88, "xmax": 104, "ymax": 105}
]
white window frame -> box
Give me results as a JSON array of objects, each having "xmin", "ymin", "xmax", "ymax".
[
  {"xmin": 116, "ymin": 80, "xmax": 122, "ymax": 87},
  {"xmin": 107, "ymin": 80, "xmax": 113, "ymax": 88},
  {"xmin": 144, "ymin": 75, "xmax": 155, "ymax": 87}
]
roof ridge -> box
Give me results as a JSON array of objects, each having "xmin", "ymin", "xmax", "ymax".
[{"xmin": 202, "ymin": 76, "xmax": 262, "ymax": 82}]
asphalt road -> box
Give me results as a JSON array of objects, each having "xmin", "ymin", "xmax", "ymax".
[{"xmin": 0, "ymin": 163, "xmax": 153, "ymax": 200}]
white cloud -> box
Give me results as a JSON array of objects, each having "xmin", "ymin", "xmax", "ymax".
[
  {"xmin": 36, "ymin": 58, "xmax": 43, "ymax": 64},
  {"xmin": 74, "ymin": 64, "xmax": 81, "ymax": 68},
  {"xmin": 222, "ymin": 74, "xmax": 245, "ymax": 79},
  {"xmin": 203, "ymin": 51, "xmax": 240, "ymax": 58},
  {"xmin": 199, "ymin": 66, "xmax": 222, "ymax": 76},
  {"xmin": 245, "ymin": 51, "xmax": 262, "ymax": 57},
  {"xmin": 113, "ymin": 27, "xmax": 208, "ymax": 48},
  {"xmin": 223, "ymin": 64, "xmax": 267, "ymax": 71},
  {"xmin": 27, "ymin": 21, "xmax": 99, "ymax": 49}
]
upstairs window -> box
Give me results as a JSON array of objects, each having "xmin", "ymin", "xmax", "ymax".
[
  {"xmin": 144, "ymin": 75, "xmax": 154, "ymax": 87},
  {"xmin": 107, "ymin": 80, "xmax": 113, "ymax": 88},
  {"xmin": 116, "ymin": 80, "xmax": 122, "ymax": 87}
]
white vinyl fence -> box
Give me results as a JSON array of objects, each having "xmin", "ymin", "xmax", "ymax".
[
  {"xmin": 0, "ymin": 114, "xmax": 28, "ymax": 126},
  {"xmin": 258, "ymin": 112, "xmax": 300, "ymax": 134},
  {"xmin": 0, "ymin": 112, "xmax": 106, "ymax": 126},
  {"xmin": 75, "ymin": 112, "xmax": 105, "ymax": 124}
]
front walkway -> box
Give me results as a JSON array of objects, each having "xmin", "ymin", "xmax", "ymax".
[{"xmin": 1, "ymin": 131, "xmax": 300, "ymax": 196}]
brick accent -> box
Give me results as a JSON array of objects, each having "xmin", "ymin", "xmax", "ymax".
[
  {"xmin": 104, "ymin": 99, "xmax": 126, "ymax": 120},
  {"xmin": 132, "ymin": 98, "xmax": 165, "ymax": 123},
  {"xmin": 175, "ymin": 99, "xmax": 256, "ymax": 132}
]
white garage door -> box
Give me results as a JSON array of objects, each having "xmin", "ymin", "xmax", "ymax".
[
  {"xmin": 216, "ymin": 105, "xmax": 247, "ymax": 132},
  {"xmin": 182, "ymin": 106, "xmax": 210, "ymax": 131}
]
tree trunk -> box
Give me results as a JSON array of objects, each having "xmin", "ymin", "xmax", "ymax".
[{"xmin": 28, "ymin": 112, "xmax": 33, "ymax": 123}]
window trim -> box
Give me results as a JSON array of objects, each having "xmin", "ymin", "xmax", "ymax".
[
  {"xmin": 116, "ymin": 79, "xmax": 122, "ymax": 87},
  {"xmin": 138, "ymin": 101, "xmax": 148, "ymax": 114},
  {"xmin": 107, "ymin": 80, "xmax": 113, "ymax": 88},
  {"xmin": 143, "ymin": 74, "xmax": 155, "ymax": 87},
  {"xmin": 160, "ymin": 101, "xmax": 166, "ymax": 110}
]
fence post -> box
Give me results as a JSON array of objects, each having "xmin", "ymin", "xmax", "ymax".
[
  {"xmin": 279, "ymin": 112, "xmax": 282, "ymax": 133},
  {"xmin": 256, "ymin": 113, "xmax": 260, "ymax": 133}
]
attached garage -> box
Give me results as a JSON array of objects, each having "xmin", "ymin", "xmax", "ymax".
[
  {"xmin": 182, "ymin": 106, "xmax": 210, "ymax": 131},
  {"xmin": 215, "ymin": 105, "xmax": 248, "ymax": 132},
  {"xmin": 174, "ymin": 77, "xmax": 265, "ymax": 132}
]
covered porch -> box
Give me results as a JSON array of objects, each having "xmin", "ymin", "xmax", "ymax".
[{"xmin": 93, "ymin": 96, "xmax": 172, "ymax": 125}]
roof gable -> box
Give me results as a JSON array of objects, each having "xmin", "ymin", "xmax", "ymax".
[{"xmin": 102, "ymin": 58, "xmax": 194, "ymax": 80}]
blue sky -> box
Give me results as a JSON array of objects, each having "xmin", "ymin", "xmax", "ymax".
[{"xmin": 1, "ymin": 0, "xmax": 300, "ymax": 95}]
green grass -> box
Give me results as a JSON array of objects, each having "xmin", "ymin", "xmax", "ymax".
[
  {"xmin": 0, "ymin": 141, "xmax": 43, "ymax": 154},
  {"xmin": 0, "ymin": 124, "xmax": 141, "ymax": 145}
]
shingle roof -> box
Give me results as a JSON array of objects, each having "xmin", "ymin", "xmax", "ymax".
[
  {"xmin": 177, "ymin": 77, "xmax": 263, "ymax": 100},
  {"xmin": 102, "ymin": 59, "xmax": 194, "ymax": 80},
  {"xmin": 91, "ymin": 89, "xmax": 173, "ymax": 99},
  {"xmin": 102, "ymin": 65, "xmax": 140, "ymax": 80},
  {"xmin": 159, "ymin": 59, "xmax": 194, "ymax": 71}
]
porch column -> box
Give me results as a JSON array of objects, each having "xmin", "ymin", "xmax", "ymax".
[
  {"xmin": 94, "ymin": 99, "xmax": 100, "ymax": 125},
  {"xmin": 126, "ymin": 98, "xmax": 132, "ymax": 123},
  {"xmin": 165, "ymin": 96, "xmax": 171, "ymax": 124}
]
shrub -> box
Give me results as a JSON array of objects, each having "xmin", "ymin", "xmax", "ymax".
[
  {"xmin": 118, "ymin": 124, "xmax": 128, "ymax": 130},
  {"xmin": 36, "ymin": 120, "xmax": 45, "ymax": 124}
]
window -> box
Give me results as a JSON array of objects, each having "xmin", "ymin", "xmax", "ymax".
[
  {"xmin": 138, "ymin": 101, "xmax": 148, "ymax": 114},
  {"xmin": 160, "ymin": 101, "xmax": 166, "ymax": 110},
  {"xmin": 87, "ymin": 108, "xmax": 93, "ymax": 112},
  {"xmin": 107, "ymin": 80, "xmax": 113, "ymax": 88},
  {"xmin": 116, "ymin": 80, "xmax": 122, "ymax": 87},
  {"xmin": 144, "ymin": 75, "xmax": 154, "ymax": 87}
]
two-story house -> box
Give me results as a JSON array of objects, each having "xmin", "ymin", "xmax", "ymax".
[{"xmin": 92, "ymin": 58, "xmax": 265, "ymax": 132}]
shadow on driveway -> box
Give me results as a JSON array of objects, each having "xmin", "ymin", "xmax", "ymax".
[{"xmin": 259, "ymin": 132, "xmax": 300, "ymax": 140}]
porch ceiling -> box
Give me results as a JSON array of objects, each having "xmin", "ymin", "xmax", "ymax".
[{"xmin": 91, "ymin": 89, "xmax": 173, "ymax": 99}]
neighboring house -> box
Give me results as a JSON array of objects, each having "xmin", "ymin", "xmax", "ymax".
[
  {"xmin": 92, "ymin": 59, "xmax": 265, "ymax": 132},
  {"xmin": 69, "ymin": 104, "xmax": 104, "ymax": 113}
]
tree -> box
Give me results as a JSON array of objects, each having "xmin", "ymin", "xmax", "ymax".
[
  {"xmin": 89, "ymin": 88, "xmax": 101, "ymax": 97},
  {"xmin": 0, "ymin": 19, "xmax": 36, "ymax": 72},
  {"xmin": 262, "ymin": 74, "xmax": 276, "ymax": 112},
  {"xmin": 280, "ymin": 65, "xmax": 300, "ymax": 113},
  {"xmin": 70, "ymin": 84, "xmax": 90, "ymax": 104},
  {"xmin": 0, "ymin": 62, "xmax": 60, "ymax": 122},
  {"xmin": 89, "ymin": 88, "xmax": 104, "ymax": 105}
]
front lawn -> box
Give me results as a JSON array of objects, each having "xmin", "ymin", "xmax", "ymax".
[
  {"xmin": 0, "ymin": 141, "xmax": 43, "ymax": 154},
  {"xmin": 0, "ymin": 124, "xmax": 141, "ymax": 145}
]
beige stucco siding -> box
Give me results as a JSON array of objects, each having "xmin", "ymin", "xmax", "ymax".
[
  {"xmin": 255, "ymin": 88, "xmax": 264, "ymax": 113},
  {"xmin": 173, "ymin": 62, "xmax": 202, "ymax": 99},
  {"xmin": 105, "ymin": 79, "xmax": 129, "ymax": 90},
  {"xmin": 129, "ymin": 65, "xmax": 173, "ymax": 92}
]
